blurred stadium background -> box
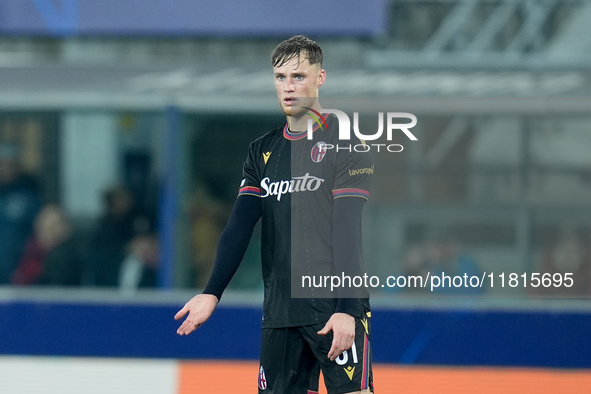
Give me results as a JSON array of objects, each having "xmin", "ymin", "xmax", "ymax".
[{"xmin": 1, "ymin": 0, "xmax": 590, "ymax": 393}]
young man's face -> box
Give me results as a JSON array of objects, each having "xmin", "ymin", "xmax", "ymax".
[{"xmin": 273, "ymin": 53, "xmax": 326, "ymax": 117}]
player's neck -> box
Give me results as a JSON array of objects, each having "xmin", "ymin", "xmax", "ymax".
[{"xmin": 287, "ymin": 104, "xmax": 323, "ymax": 132}]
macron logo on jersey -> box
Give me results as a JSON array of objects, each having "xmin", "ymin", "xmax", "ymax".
[{"xmin": 260, "ymin": 173, "xmax": 325, "ymax": 201}]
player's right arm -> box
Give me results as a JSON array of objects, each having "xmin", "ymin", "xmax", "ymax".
[
  {"xmin": 175, "ymin": 194, "xmax": 262, "ymax": 335},
  {"xmin": 175, "ymin": 142, "xmax": 263, "ymax": 336}
]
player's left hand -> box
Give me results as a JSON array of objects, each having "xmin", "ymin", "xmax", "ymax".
[{"xmin": 317, "ymin": 312, "xmax": 355, "ymax": 361}]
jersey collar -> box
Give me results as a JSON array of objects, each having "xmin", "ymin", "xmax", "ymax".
[{"xmin": 283, "ymin": 112, "xmax": 330, "ymax": 141}]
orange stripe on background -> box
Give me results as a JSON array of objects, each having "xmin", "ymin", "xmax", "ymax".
[
  {"xmin": 179, "ymin": 361, "xmax": 591, "ymax": 394},
  {"xmin": 179, "ymin": 361, "xmax": 258, "ymax": 394},
  {"xmin": 375, "ymin": 366, "xmax": 591, "ymax": 394}
]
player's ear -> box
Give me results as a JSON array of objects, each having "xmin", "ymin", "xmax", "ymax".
[{"xmin": 317, "ymin": 69, "xmax": 326, "ymax": 88}]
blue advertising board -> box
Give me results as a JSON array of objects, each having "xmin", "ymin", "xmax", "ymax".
[
  {"xmin": 0, "ymin": 0, "xmax": 388, "ymax": 36},
  {"xmin": 1, "ymin": 297, "xmax": 591, "ymax": 368}
]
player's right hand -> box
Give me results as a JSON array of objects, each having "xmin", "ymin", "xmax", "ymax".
[{"xmin": 174, "ymin": 294, "xmax": 219, "ymax": 335}]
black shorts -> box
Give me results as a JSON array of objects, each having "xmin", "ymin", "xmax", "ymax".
[{"xmin": 258, "ymin": 312, "xmax": 373, "ymax": 394}]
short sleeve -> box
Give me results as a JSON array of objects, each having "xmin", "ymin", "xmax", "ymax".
[
  {"xmin": 332, "ymin": 143, "xmax": 374, "ymax": 200},
  {"xmin": 238, "ymin": 142, "xmax": 262, "ymax": 198}
]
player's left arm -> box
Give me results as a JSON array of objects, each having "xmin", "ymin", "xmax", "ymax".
[
  {"xmin": 317, "ymin": 196, "xmax": 366, "ymax": 360},
  {"xmin": 318, "ymin": 137, "xmax": 374, "ymax": 360}
]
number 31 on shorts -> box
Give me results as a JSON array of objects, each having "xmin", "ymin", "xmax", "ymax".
[{"xmin": 335, "ymin": 342, "xmax": 359, "ymax": 365}]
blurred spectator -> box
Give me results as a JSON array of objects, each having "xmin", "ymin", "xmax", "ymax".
[
  {"xmin": 187, "ymin": 185, "xmax": 227, "ymax": 288},
  {"xmin": 119, "ymin": 233, "xmax": 159, "ymax": 292},
  {"xmin": 532, "ymin": 227, "xmax": 590, "ymax": 296},
  {"xmin": 0, "ymin": 143, "xmax": 41, "ymax": 284},
  {"xmin": 402, "ymin": 230, "xmax": 484, "ymax": 295},
  {"xmin": 11, "ymin": 204, "xmax": 82, "ymax": 286},
  {"xmin": 86, "ymin": 185, "xmax": 153, "ymax": 287}
]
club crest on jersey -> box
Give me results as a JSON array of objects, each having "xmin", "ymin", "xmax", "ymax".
[
  {"xmin": 311, "ymin": 141, "xmax": 328, "ymax": 163},
  {"xmin": 258, "ymin": 366, "xmax": 267, "ymax": 390}
]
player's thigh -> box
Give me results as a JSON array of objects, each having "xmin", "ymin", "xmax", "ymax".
[
  {"xmin": 259, "ymin": 327, "xmax": 320, "ymax": 393},
  {"xmin": 300, "ymin": 315, "xmax": 374, "ymax": 394}
]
